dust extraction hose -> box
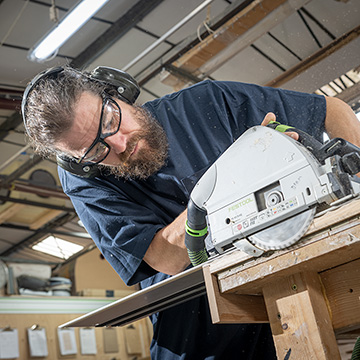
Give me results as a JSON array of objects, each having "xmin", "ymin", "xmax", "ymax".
[
  {"xmin": 351, "ymin": 337, "xmax": 360, "ymax": 360},
  {"xmin": 185, "ymin": 199, "xmax": 208, "ymax": 266}
]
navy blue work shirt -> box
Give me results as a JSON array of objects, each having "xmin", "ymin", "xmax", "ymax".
[{"xmin": 59, "ymin": 80, "xmax": 326, "ymax": 359}]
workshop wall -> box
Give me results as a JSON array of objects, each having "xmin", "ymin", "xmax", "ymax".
[
  {"xmin": 55, "ymin": 247, "xmax": 139, "ymax": 296},
  {"xmin": 0, "ymin": 312, "xmax": 151, "ymax": 359},
  {"xmin": 0, "ymin": 247, "xmax": 149, "ymax": 359}
]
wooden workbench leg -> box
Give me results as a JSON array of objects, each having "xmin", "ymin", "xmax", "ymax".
[
  {"xmin": 262, "ymin": 271, "xmax": 340, "ymax": 360},
  {"xmin": 203, "ymin": 264, "xmax": 269, "ymax": 324}
]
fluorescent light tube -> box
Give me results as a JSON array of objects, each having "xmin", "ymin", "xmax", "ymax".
[{"xmin": 28, "ymin": 0, "xmax": 109, "ymax": 62}]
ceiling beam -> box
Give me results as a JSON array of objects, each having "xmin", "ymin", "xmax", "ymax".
[
  {"xmin": 0, "ymin": 223, "xmax": 91, "ymax": 239},
  {"xmin": 265, "ymin": 24, "xmax": 360, "ymax": 88},
  {"xmin": 0, "ymin": 88, "xmax": 23, "ymax": 96},
  {"xmin": 0, "ymin": 88, "xmax": 23, "ymax": 111},
  {"xmin": 0, "ymin": 204, "xmax": 25, "ymax": 224},
  {"xmin": 160, "ymin": 0, "xmax": 311, "ymax": 89},
  {"xmin": 336, "ymin": 81, "xmax": 360, "ymax": 111},
  {"xmin": 0, "ymin": 112, "xmax": 22, "ymax": 140},
  {"xmin": 29, "ymin": 210, "xmax": 65, "ymax": 230},
  {"xmin": 0, "ymin": 155, "xmax": 43, "ymax": 186},
  {"xmin": 0, "ymin": 98, "xmax": 21, "ymax": 111},
  {"xmin": 4, "ymin": 181, "xmax": 69, "ymax": 200},
  {"xmin": 1, "ymin": 212, "xmax": 76, "ymax": 257},
  {"xmin": 199, "ymin": 0, "xmax": 311, "ymax": 77},
  {"xmin": 70, "ymin": 0, "xmax": 165, "ymax": 69},
  {"xmin": 0, "ymin": 256, "xmax": 59, "ymax": 265},
  {"xmin": 137, "ymin": 0, "xmax": 256, "ymax": 85},
  {"xmin": 179, "ymin": 0, "xmax": 289, "ymax": 73},
  {"xmin": 0, "ymin": 195, "xmax": 74, "ymax": 212}
]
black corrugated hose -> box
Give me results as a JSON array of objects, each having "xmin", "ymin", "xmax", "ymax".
[
  {"xmin": 185, "ymin": 199, "xmax": 208, "ymax": 266},
  {"xmin": 351, "ymin": 337, "xmax": 360, "ymax": 360}
]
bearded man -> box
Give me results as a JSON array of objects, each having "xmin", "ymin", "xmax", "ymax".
[{"xmin": 22, "ymin": 65, "xmax": 360, "ymax": 360}]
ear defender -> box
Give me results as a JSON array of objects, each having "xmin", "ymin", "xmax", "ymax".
[
  {"xmin": 56, "ymin": 155, "xmax": 101, "ymax": 178},
  {"xmin": 22, "ymin": 66, "xmax": 141, "ymax": 178},
  {"xmin": 89, "ymin": 66, "xmax": 140, "ymax": 104}
]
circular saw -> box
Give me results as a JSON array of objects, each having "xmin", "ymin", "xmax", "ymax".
[{"xmin": 185, "ymin": 123, "xmax": 360, "ymax": 263}]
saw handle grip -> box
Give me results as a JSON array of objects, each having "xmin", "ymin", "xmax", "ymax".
[
  {"xmin": 266, "ymin": 121, "xmax": 324, "ymax": 159},
  {"xmin": 285, "ymin": 127, "xmax": 324, "ymax": 155},
  {"xmin": 267, "ymin": 121, "xmax": 360, "ymax": 172},
  {"xmin": 280, "ymin": 127, "xmax": 358, "ymax": 167}
]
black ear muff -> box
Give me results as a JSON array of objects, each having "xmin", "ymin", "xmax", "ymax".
[
  {"xmin": 89, "ymin": 66, "xmax": 140, "ymax": 104},
  {"xmin": 56, "ymin": 155, "xmax": 101, "ymax": 178}
]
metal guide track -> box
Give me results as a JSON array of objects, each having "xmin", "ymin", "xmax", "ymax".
[{"xmin": 60, "ymin": 265, "xmax": 205, "ymax": 328}]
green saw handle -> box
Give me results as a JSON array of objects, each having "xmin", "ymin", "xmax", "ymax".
[{"xmin": 266, "ymin": 121, "xmax": 295, "ymax": 133}]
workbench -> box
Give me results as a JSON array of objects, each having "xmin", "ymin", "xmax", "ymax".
[
  {"xmin": 61, "ymin": 198, "xmax": 360, "ymax": 359},
  {"xmin": 204, "ymin": 198, "xmax": 360, "ymax": 359}
]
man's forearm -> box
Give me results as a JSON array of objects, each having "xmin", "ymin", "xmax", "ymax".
[
  {"xmin": 325, "ymin": 96, "xmax": 360, "ymax": 146},
  {"xmin": 143, "ymin": 210, "xmax": 191, "ymax": 275}
]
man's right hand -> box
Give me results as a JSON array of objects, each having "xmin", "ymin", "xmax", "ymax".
[{"xmin": 261, "ymin": 112, "xmax": 299, "ymax": 141}]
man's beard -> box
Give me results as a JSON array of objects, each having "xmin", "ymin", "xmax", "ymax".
[{"xmin": 100, "ymin": 106, "xmax": 168, "ymax": 180}]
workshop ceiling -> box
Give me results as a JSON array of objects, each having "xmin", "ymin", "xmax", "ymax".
[{"xmin": 0, "ymin": 0, "xmax": 359, "ymax": 267}]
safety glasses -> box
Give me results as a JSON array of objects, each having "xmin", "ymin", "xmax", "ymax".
[{"xmin": 78, "ymin": 95, "xmax": 121, "ymax": 164}]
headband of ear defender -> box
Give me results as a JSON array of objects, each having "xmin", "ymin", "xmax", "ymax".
[
  {"xmin": 22, "ymin": 66, "xmax": 140, "ymax": 178},
  {"xmin": 21, "ymin": 66, "xmax": 64, "ymax": 130},
  {"xmin": 22, "ymin": 66, "xmax": 140, "ymax": 128}
]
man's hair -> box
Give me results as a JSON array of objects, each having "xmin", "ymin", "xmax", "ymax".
[{"xmin": 23, "ymin": 66, "xmax": 108, "ymax": 158}]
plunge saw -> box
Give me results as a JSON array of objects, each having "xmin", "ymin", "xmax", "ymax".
[{"xmin": 185, "ymin": 122, "xmax": 360, "ymax": 265}]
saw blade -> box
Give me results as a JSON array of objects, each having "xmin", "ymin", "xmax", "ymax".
[{"xmin": 248, "ymin": 206, "xmax": 316, "ymax": 250}]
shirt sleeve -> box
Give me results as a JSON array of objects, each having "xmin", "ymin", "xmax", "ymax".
[{"xmin": 58, "ymin": 167, "xmax": 162, "ymax": 285}]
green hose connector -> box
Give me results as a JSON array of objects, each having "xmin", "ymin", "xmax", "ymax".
[{"xmin": 185, "ymin": 220, "xmax": 208, "ymax": 237}]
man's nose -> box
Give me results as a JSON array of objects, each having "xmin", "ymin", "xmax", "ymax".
[{"xmin": 106, "ymin": 133, "xmax": 127, "ymax": 154}]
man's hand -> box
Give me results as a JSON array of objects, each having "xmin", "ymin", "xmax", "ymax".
[{"xmin": 261, "ymin": 112, "xmax": 299, "ymax": 141}]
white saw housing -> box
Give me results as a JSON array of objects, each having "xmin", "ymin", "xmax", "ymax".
[{"xmin": 190, "ymin": 126, "xmax": 344, "ymax": 253}]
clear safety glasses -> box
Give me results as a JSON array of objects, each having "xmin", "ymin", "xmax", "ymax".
[{"xmin": 78, "ymin": 95, "xmax": 121, "ymax": 164}]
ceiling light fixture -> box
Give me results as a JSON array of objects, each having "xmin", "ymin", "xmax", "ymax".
[{"xmin": 28, "ymin": 0, "xmax": 109, "ymax": 63}]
